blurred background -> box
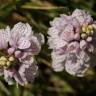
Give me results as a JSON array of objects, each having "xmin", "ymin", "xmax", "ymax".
[{"xmin": 1, "ymin": 0, "xmax": 96, "ymax": 96}]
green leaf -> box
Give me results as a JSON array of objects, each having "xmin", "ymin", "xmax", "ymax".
[{"xmin": 0, "ymin": 81, "xmax": 10, "ymax": 95}]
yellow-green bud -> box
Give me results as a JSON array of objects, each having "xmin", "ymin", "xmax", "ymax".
[
  {"xmin": 6, "ymin": 61, "xmax": 11, "ymax": 66},
  {"xmin": 88, "ymin": 25, "xmax": 93, "ymax": 30},
  {"xmin": 90, "ymin": 30, "xmax": 94, "ymax": 35},
  {"xmin": 92, "ymin": 24, "xmax": 96, "ymax": 29},
  {"xmin": 82, "ymin": 26, "xmax": 86, "ymax": 32},
  {"xmin": 81, "ymin": 24, "xmax": 95, "ymax": 36},
  {"xmin": 81, "ymin": 33, "xmax": 87, "ymax": 39},
  {"xmin": 9, "ymin": 56, "xmax": 14, "ymax": 62},
  {"xmin": 0, "ymin": 61, "xmax": 6, "ymax": 66},
  {"xmin": 86, "ymin": 29, "xmax": 90, "ymax": 35},
  {"xmin": 0, "ymin": 56, "xmax": 7, "ymax": 61}
]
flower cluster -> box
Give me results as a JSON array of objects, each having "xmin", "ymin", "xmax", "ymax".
[
  {"xmin": 48, "ymin": 9, "xmax": 96, "ymax": 77},
  {"xmin": 0, "ymin": 22, "xmax": 44, "ymax": 85}
]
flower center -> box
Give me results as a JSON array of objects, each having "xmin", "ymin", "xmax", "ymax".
[
  {"xmin": 81, "ymin": 24, "xmax": 96, "ymax": 39},
  {"xmin": 80, "ymin": 24, "xmax": 96, "ymax": 42},
  {"xmin": 0, "ymin": 56, "xmax": 15, "ymax": 68}
]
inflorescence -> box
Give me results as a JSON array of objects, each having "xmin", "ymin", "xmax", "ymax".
[
  {"xmin": 48, "ymin": 9, "xmax": 96, "ymax": 76},
  {"xmin": 0, "ymin": 22, "xmax": 44, "ymax": 86}
]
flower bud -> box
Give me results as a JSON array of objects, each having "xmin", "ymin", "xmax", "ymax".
[
  {"xmin": 7, "ymin": 47, "xmax": 15, "ymax": 55},
  {"xmin": 15, "ymin": 51, "xmax": 22, "ymax": 58},
  {"xmin": 86, "ymin": 36, "xmax": 92, "ymax": 42},
  {"xmin": 80, "ymin": 40, "xmax": 87, "ymax": 50}
]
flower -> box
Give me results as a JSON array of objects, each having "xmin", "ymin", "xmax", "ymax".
[
  {"xmin": 48, "ymin": 9, "xmax": 96, "ymax": 77},
  {"xmin": 0, "ymin": 22, "xmax": 44, "ymax": 85}
]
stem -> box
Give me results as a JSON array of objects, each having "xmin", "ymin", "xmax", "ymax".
[{"xmin": 37, "ymin": 57, "xmax": 52, "ymax": 68}]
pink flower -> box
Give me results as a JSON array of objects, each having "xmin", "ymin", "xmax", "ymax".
[
  {"xmin": 0, "ymin": 22, "xmax": 44, "ymax": 85},
  {"xmin": 48, "ymin": 9, "xmax": 96, "ymax": 76}
]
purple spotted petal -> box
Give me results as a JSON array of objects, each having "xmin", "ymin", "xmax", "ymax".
[
  {"xmin": 19, "ymin": 59, "xmax": 38, "ymax": 83},
  {"xmin": 65, "ymin": 52, "xmax": 90, "ymax": 77},
  {"xmin": 72, "ymin": 9, "xmax": 93, "ymax": 25},
  {"xmin": 10, "ymin": 22, "xmax": 33, "ymax": 48},
  {"xmin": 59, "ymin": 24, "xmax": 74, "ymax": 42},
  {"xmin": 51, "ymin": 51, "xmax": 66, "ymax": 71},
  {"xmin": 18, "ymin": 37, "xmax": 31, "ymax": 49},
  {"xmin": 11, "ymin": 22, "xmax": 32, "ymax": 39},
  {"xmin": 7, "ymin": 47, "xmax": 15, "ymax": 55},
  {"xmin": 48, "ymin": 37, "xmax": 68, "ymax": 49},
  {"xmin": 0, "ymin": 28, "xmax": 10, "ymax": 49},
  {"xmin": 13, "ymin": 71, "xmax": 25, "ymax": 86},
  {"xmin": 67, "ymin": 42, "xmax": 80, "ymax": 53},
  {"xmin": 15, "ymin": 50, "xmax": 22, "ymax": 58},
  {"xmin": 50, "ymin": 16, "xmax": 68, "ymax": 30},
  {"xmin": 24, "ymin": 36, "xmax": 41, "ymax": 55}
]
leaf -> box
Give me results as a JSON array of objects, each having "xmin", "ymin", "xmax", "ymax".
[
  {"xmin": 13, "ymin": 83, "xmax": 21, "ymax": 96},
  {"xmin": 22, "ymin": 6, "xmax": 66, "ymax": 10},
  {"xmin": 50, "ymin": 75, "xmax": 75, "ymax": 93},
  {"xmin": 0, "ymin": 81, "xmax": 10, "ymax": 95},
  {"xmin": 21, "ymin": 1, "xmax": 66, "ymax": 10}
]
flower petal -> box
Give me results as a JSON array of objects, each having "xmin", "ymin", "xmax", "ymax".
[
  {"xmin": 10, "ymin": 22, "xmax": 33, "ymax": 47},
  {"xmin": 80, "ymin": 40, "xmax": 87, "ymax": 50},
  {"xmin": 50, "ymin": 16, "xmax": 67, "ymax": 30},
  {"xmin": 11, "ymin": 22, "xmax": 32, "ymax": 39},
  {"xmin": 60, "ymin": 24, "xmax": 74, "ymax": 42},
  {"xmin": 4, "ymin": 26, "xmax": 11, "ymax": 42},
  {"xmin": 18, "ymin": 37, "xmax": 31, "ymax": 49},
  {"xmin": 67, "ymin": 42, "xmax": 80, "ymax": 53},
  {"xmin": 19, "ymin": 60, "xmax": 38, "ymax": 83},
  {"xmin": 25, "ymin": 36, "xmax": 41, "ymax": 55},
  {"xmin": 72, "ymin": 9, "xmax": 93, "ymax": 25},
  {"xmin": 0, "ymin": 29, "xmax": 8, "ymax": 49},
  {"xmin": 14, "ymin": 72, "xmax": 25, "ymax": 86},
  {"xmin": 48, "ymin": 27, "xmax": 60, "ymax": 38},
  {"xmin": 48, "ymin": 37, "xmax": 68, "ymax": 49},
  {"xmin": 4, "ymin": 70, "xmax": 14, "ymax": 85},
  {"xmin": 51, "ymin": 51, "xmax": 66, "ymax": 71},
  {"xmin": 65, "ymin": 52, "xmax": 90, "ymax": 77}
]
